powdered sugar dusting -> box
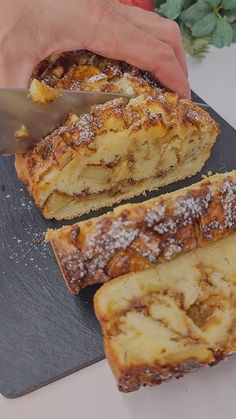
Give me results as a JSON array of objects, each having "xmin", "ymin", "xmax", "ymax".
[
  {"xmin": 163, "ymin": 238, "xmax": 183, "ymax": 260},
  {"xmin": 2, "ymin": 228, "xmax": 50, "ymax": 275},
  {"xmin": 75, "ymin": 113, "xmax": 97, "ymax": 144},
  {"xmin": 84, "ymin": 218, "xmax": 139, "ymax": 275},
  {"xmin": 175, "ymin": 190, "xmax": 212, "ymax": 225},
  {"xmin": 146, "ymin": 203, "xmax": 166, "ymax": 228},
  {"xmin": 201, "ymin": 220, "xmax": 221, "ymax": 240},
  {"xmin": 187, "ymin": 108, "xmax": 206, "ymax": 122},
  {"xmin": 153, "ymin": 218, "xmax": 178, "ymax": 235},
  {"xmin": 87, "ymin": 73, "xmax": 107, "ymax": 83},
  {"xmin": 43, "ymin": 112, "xmax": 102, "ymax": 148},
  {"xmin": 62, "ymin": 251, "xmax": 87, "ymax": 286},
  {"xmin": 131, "ymin": 232, "xmax": 161, "ymax": 263},
  {"xmin": 0, "ymin": 187, "xmax": 52, "ymax": 278},
  {"xmin": 221, "ymin": 180, "xmax": 236, "ymax": 230},
  {"xmin": 145, "ymin": 190, "xmax": 212, "ymax": 235}
]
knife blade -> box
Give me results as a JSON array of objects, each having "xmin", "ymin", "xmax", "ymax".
[
  {"xmin": 0, "ymin": 89, "xmax": 133, "ymax": 156},
  {"xmin": 0, "ymin": 88, "xmax": 210, "ymax": 156}
]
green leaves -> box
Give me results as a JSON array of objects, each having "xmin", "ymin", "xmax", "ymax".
[
  {"xmin": 182, "ymin": 0, "xmax": 194, "ymax": 8},
  {"xmin": 211, "ymin": 18, "xmax": 233, "ymax": 46},
  {"xmin": 153, "ymin": 0, "xmax": 165, "ymax": 8},
  {"xmin": 155, "ymin": 0, "xmax": 236, "ymax": 59},
  {"xmin": 222, "ymin": 0, "xmax": 236, "ymax": 10},
  {"xmin": 192, "ymin": 12, "xmax": 217, "ymax": 36},
  {"xmin": 180, "ymin": 1, "xmax": 212, "ymax": 25},
  {"xmin": 159, "ymin": 0, "xmax": 182, "ymax": 19},
  {"xmin": 232, "ymin": 22, "xmax": 236, "ymax": 42},
  {"xmin": 182, "ymin": 26, "xmax": 210, "ymax": 59},
  {"xmin": 207, "ymin": 0, "xmax": 221, "ymax": 6}
]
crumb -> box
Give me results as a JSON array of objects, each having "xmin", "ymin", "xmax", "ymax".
[
  {"xmin": 29, "ymin": 78, "xmax": 60, "ymax": 103},
  {"xmin": 32, "ymin": 238, "xmax": 43, "ymax": 244},
  {"xmin": 202, "ymin": 171, "xmax": 213, "ymax": 180},
  {"xmin": 15, "ymin": 124, "xmax": 30, "ymax": 139}
]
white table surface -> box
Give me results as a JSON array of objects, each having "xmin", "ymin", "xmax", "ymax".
[{"xmin": 1, "ymin": 44, "xmax": 236, "ymax": 419}]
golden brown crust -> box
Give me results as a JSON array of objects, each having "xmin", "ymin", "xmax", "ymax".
[
  {"xmin": 32, "ymin": 50, "xmax": 163, "ymax": 95},
  {"xmin": 47, "ymin": 170, "xmax": 236, "ymax": 293}
]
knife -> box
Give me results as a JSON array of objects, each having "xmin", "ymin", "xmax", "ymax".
[
  {"xmin": 0, "ymin": 88, "xmax": 209, "ymax": 156},
  {"xmin": 0, "ymin": 89, "xmax": 134, "ymax": 156}
]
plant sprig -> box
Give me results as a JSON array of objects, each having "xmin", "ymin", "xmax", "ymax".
[{"xmin": 154, "ymin": 0, "xmax": 236, "ymax": 59}]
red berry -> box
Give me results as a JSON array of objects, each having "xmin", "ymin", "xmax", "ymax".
[{"xmin": 119, "ymin": 0, "xmax": 155, "ymax": 11}]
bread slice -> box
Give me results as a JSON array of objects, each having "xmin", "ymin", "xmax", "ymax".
[
  {"xmin": 46, "ymin": 170, "xmax": 236, "ymax": 294},
  {"xmin": 94, "ymin": 233, "xmax": 236, "ymax": 392},
  {"xmin": 15, "ymin": 51, "xmax": 219, "ymax": 220}
]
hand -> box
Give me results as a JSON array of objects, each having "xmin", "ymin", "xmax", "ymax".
[{"xmin": 0, "ymin": 0, "xmax": 190, "ymax": 97}]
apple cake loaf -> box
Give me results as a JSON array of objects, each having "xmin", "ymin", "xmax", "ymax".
[
  {"xmin": 47, "ymin": 170, "xmax": 236, "ymax": 294},
  {"xmin": 15, "ymin": 51, "xmax": 219, "ymax": 220},
  {"xmin": 94, "ymin": 233, "xmax": 236, "ymax": 392}
]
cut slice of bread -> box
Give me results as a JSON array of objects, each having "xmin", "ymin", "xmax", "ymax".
[
  {"xmin": 46, "ymin": 170, "xmax": 236, "ymax": 293},
  {"xmin": 94, "ymin": 233, "xmax": 236, "ymax": 392}
]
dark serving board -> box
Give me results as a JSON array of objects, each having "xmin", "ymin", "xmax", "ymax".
[{"xmin": 0, "ymin": 92, "xmax": 236, "ymax": 399}]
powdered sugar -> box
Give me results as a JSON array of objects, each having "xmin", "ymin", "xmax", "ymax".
[
  {"xmin": 221, "ymin": 180, "xmax": 236, "ymax": 230},
  {"xmin": 145, "ymin": 190, "xmax": 212, "ymax": 236},
  {"xmin": 153, "ymin": 218, "xmax": 178, "ymax": 235},
  {"xmin": 187, "ymin": 108, "xmax": 206, "ymax": 122},
  {"xmin": 63, "ymin": 251, "xmax": 87, "ymax": 286},
  {"xmin": 201, "ymin": 220, "xmax": 221, "ymax": 240},
  {"xmin": 163, "ymin": 238, "xmax": 183, "ymax": 260},
  {"xmin": 175, "ymin": 190, "xmax": 212, "ymax": 225},
  {"xmin": 75, "ymin": 113, "xmax": 96, "ymax": 144},
  {"xmin": 84, "ymin": 218, "xmax": 139, "ymax": 275},
  {"xmin": 131, "ymin": 232, "xmax": 161, "ymax": 263},
  {"xmin": 44, "ymin": 112, "xmax": 101, "ymax": 147},
  {"xmin": 146, "ymin": 203, "xmax": 166, "ymax": 228},
  {"xmin": 2, "ymin": 229, "xmax": 49, "ymax": 275},
  {"xmin": 87, "ymin": 73, "xmax": 107, "ymax": 83},
  {"xmin": 0, "ymin": 187, "xmax": 51, "ymax": 277}
]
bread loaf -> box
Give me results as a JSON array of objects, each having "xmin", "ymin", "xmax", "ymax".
[{"xmin": 47, "ymin": 170, "xmax": 236, "ymax": 293}]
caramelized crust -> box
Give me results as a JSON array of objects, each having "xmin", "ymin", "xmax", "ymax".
[
  {"xmin": 15, "ymin": 50, "xmax": 219, "ymax": 220},
  {"xmin": 32, "ymin": 50, "xmax": 164, "ymax": 95},
  {"xmin": 46, "ymin": 171, "xmax": 236, "ymax": 293},
  {"xmin": 94, "ymin": 233, "xmax": 236, "ymax": 392}
]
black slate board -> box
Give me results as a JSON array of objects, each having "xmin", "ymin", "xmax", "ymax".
[{"xmin": 0, "ymin": 92, "xmax": 236, "ymax": 399}]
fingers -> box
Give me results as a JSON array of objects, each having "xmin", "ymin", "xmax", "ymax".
[
  {"xmin": 0, "ymin": 47, "xmax": 36, "ymax": 88},
  {"xmin": 118, "ymin": 4, "xmax": 188, "ymax": 77},
  {"xmin": 83, "ymin": 3, "xmax": 190, "ymax": 97}
]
